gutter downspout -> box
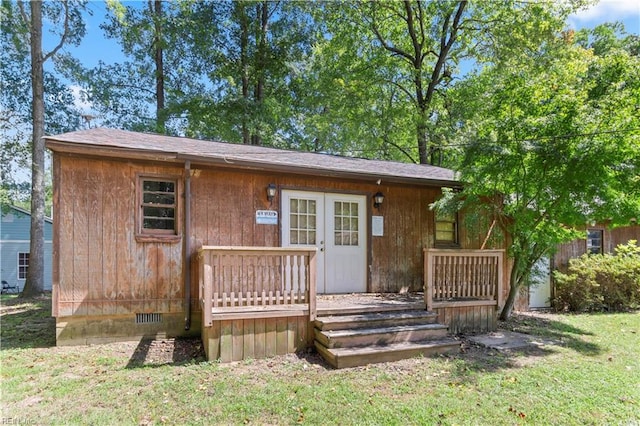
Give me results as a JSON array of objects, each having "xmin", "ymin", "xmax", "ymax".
[{"xmin": 184, "ymin": 160, "xmax": 192, "ymax": 330}]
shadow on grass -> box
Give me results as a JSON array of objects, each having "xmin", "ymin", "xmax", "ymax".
[
  {"xmin": 0, "ymin": 294, "xmax": 56, "ymax": 350},
  {"xmin": 448, "ymin": 311, "xmax": 604, "ymax": 381},
  {"xmin": 125, "ymin": 337, "xmax": 207, "ymax": 369},
  {"xmin": 501, "ymin": 312, "xmax": 601, "ymax": 356}
]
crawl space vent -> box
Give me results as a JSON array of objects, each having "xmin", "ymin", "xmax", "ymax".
[{"xmin": 135, "ymin": 313, "xmax": 163, "ymax": 324}]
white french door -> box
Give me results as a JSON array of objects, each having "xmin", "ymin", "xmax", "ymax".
[{"xmin": 281, "ymin": 190, "xmax": 367, "ymax": 294}]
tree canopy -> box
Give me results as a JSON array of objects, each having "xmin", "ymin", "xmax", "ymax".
[
  {"xmin": 448, "ymin": 23, "xmax": 640, "ymax": 318},
  {"xmin": 1, "ymin": 1, "xmax": 638, "ymax": 311}
]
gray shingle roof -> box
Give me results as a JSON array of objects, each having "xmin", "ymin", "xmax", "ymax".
[{"xmin": 45, "ymin": 128, "xmax": 460, "ymax": 186}]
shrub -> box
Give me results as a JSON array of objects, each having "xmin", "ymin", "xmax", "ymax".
[{"xmin": 553, "ymin": 240, "xmax": 640, "ymax": 312}]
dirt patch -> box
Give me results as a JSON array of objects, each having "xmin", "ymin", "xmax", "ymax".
[{"xmin": 125, "ymin": 337, "xmax": 207, "ymax": 367}]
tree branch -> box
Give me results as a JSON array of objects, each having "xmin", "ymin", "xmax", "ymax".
[
  {"xmin": 369, "ymin": 8, "xmax": 416, "ymax": 65},
  {"xmin": 43, "ymin": 0, "xmax": 70, "ymax": 62},
  {"xmin": 423, "ymin": 1, "xmax": 467, "ymax": 106}
]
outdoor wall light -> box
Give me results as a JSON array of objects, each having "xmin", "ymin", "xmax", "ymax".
[
  {"xmin": 373, "ymin": 191, "xmax": 384, "ymax": 209},
  {"xmin": 266, "ymin": 183, "xmax": 277, "ymax": 202}
]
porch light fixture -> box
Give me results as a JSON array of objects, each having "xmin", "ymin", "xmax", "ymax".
[
  {"xmin": 373, "ymin": 191, "xmax": 384, "ymax": 209},
  {"xmin": 266, "ymin": 183, "xmax": 277, "ymax": 202}
]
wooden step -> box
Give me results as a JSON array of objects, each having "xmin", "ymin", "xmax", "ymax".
[
  {"xmin": 314, "ymin": 310, "xmax": 438, "ymax": 331},
  {"xmin": 317, "ymin": 301, "xmax": 424, "ymax": 316},
  {"xmin": 315, "ymin": 338, "xmax": 460, "ymax": 369},
  {"xmin": 315, "ymin": 323, "xmax": 449, "ymax": 348}
]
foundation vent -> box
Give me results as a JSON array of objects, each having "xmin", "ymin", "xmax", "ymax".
[{"xmin": 135, "ymin": 313, "xmax": 163, "ymax": 324}]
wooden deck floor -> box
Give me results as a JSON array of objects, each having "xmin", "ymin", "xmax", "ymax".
[{"xmin": 317, "ymin": 293, "xmax": 424, "ymax": 316}]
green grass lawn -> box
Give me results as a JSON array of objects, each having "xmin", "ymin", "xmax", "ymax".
[{"xmin": 1, "ymin": 294, "xmax": 639, "ymax": 425}]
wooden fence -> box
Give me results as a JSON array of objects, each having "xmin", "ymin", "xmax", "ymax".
[
  {"xmin": 198, "ymin": 246, "xmax": 317, "ymax": 327},
  {"xmin": 424, "ymin": 249, "xmax": 505, "ymax": 333}
]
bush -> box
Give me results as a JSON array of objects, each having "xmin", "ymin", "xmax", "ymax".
[{"xmin": 553, "ymin": 240, "xmax": 640, "ymax": 312}]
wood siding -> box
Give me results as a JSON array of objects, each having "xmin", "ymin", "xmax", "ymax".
[
  {"xmin": 553, "ymin": 224, "xmax": 640, "ymax": 270},
  {"xmin": 54, "ymin": 155, "xmax": 184, "ymax": 318},
  {"xmin": 433, "ymin": 304, "xmax": 497, "ymax": 334},
  {"xmin": 201, "ymin": 315, "xmax": 308, "ymax": 362},
  {"xmin": 53, "ymin": 153, "xmax": 508, "ymax": 325}
]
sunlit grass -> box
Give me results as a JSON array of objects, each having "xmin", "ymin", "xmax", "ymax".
[{"xmin": 1, "ymin": 295, "xmax": 639, "ymax": 425}]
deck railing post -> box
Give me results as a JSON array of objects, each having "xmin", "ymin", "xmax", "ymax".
[
  {"xmin": 496, "ymin": 251, "xmax": 504, "ymax": 311},
  {"xmin": 203, "ymin": 262, "xmax": 213, "ymax": 327},
  {"xmin": 424, "ymin": 249, "xmax": 433, "ymax": 311},
  {"xmin": 308, "ymin": 250, "xmax": 317, "ymax": 322}
]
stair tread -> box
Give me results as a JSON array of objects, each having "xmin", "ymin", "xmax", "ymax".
[
  {"xmin": 316, "ymin": 338, "xmax": 460, "ymax": 365},
  {"xmin": 317, "ymin": 309, "xmax": 436, "ymax": 323},
  {"xmin": 317, "ymin": 302, "xmax": 424, "ymax": 316},
  {"xmin": 320, "ymin": 323, "xmax": 447, "ymax": 338}
]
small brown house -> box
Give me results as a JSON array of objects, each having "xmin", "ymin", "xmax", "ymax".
[
  {"xmin": 46, "ymin": 128, "xmax": 508, "ymax": 366},
  {"xmin": 554, "ymin": 223, "xmax": 640, "ymax": 267}
]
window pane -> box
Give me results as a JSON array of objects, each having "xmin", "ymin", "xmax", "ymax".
[
  {"xmin": 143, "ymin": 218, "xmax": 175, "ymax": 230},
  {"xmin": 18, "ymin": 252, "xmax": 29, "ymax": 279},
  {"xmin": 333, "ymin": 201, "xmax": 358, "ymax": 246},
  {"xmin": 141, "ymin": 179, "xmax": 177, "ymax": 233},
  {"xmin": 289, "ymin": 198, "xmax": 317, "ymax": 245},
  {"xmin": 143, "ymin": 192, "xmax": 175, "ymax": 205},
  {"xmin": 587, "ymin": 229, "xmax": 603, "ymax": 254},
  {"xmin": 143, "ymin": 207, "xmax": 175, "ymax": 219},
  {"xmin": 144, "ymin": 180, "xmax": 175, "ymax": 192},
  {"xmin": 435, "ymin": 210, "xmax": 457, "ymax": 243}
]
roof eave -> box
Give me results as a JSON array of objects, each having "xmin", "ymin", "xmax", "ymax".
[{"xmin": 45, "ymin": 139, "xmax": 463, "ymax": 188}]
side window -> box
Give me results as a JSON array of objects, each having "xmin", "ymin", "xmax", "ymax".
[
  {"xmin": 586, "ymin": 229, "xmax": 603, "ymax": 254},
  {"xmin": 138, "ymin": 176, "xmax": 179, "ymax": 238},
  {"xmin": 435, "ymin": 210, "xmax": 458, "ymax": 245},
  {"xmin": 18, "ymin": 252, "xmax": 29, "ymax": 279}
]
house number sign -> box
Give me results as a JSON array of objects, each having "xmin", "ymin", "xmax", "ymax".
[{"xmin": 256, "ymin": 210, "xmax": 278, "ymax": 225}]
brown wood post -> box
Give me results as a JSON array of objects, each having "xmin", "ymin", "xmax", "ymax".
[
  {"xmin": 308, "ymin": 249, "xmax": 317, "ymax": 322},
  {"xmin": 496, "ymin": 251, "xmax": 504, "ymax": 312},
  {"xmin": 203, "ymin": 263, "xmax": 213, "ymax": 327},
  {"xmin": 424, "ymin": 249, "xmax": 433, "ymax": 311}
]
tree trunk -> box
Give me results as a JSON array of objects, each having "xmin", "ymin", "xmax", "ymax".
[
  {"xmin": 22, "ymin": 0, "xmax": 45, "ymax": 297},
  {"xmin": 250, "ymin": 1, "xmax": 268, "ymax": 146},
  {"xmin": 499, "ymin": 256, "xmax": 524, "ymax": 320},
  {"xmin": 152, "ymin": 0, "xmax": 166, "ymax": 134},
  {"xmin": 417, "ymin": 121, "xmax": 429, "ymax": 164},
  {"xmin": 238, "ymin": 3, "xmax": 250, "ymax": 145}
]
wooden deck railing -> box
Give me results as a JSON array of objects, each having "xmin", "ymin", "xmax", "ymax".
[
  {"xmin": 198, "ymin": 246, "xmax": 317, "ymax": 327},
  {"xmin": 424, "ymin": 249, "xmax": 505, "ymax": 311}
]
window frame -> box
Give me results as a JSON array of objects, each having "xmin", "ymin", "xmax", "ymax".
[
  {"xmin": 434, "ymin": 210, "xmax": 459, "ymax": 247},
  {"xmin": 586, "ymin": 228, "xmax": 604, "ymax": 255},
  {"xmin": 136, "ymin": 174, "xmax": 182, "ymax": 243},
  {"xmin": 18, "ymin": 252, "xmax": 29, "ymax": 280}
]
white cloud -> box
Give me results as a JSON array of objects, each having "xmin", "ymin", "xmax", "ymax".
[
  {"xmin": 69, "ymin": 85, "xmax": 93, "ymax": 112},
  {"xmin": 570, "ymin": 0, "xmax": 640, "ymax": 27}
]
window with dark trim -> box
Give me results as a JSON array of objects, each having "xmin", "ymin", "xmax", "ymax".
[
  {"xmin": 435, "ymin": 210, "xmax": 458, "ymax": 245},
  {"xmin": 587, "ymin": 229, "xmax": 603, "ymax": 254},
  {"xmin": 139, "ymin": 177, "xmax": 177, "ymax": 235},
  {"xmin": 18, "ymin": 252, "xmax": 29, "ymax": 279}
]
